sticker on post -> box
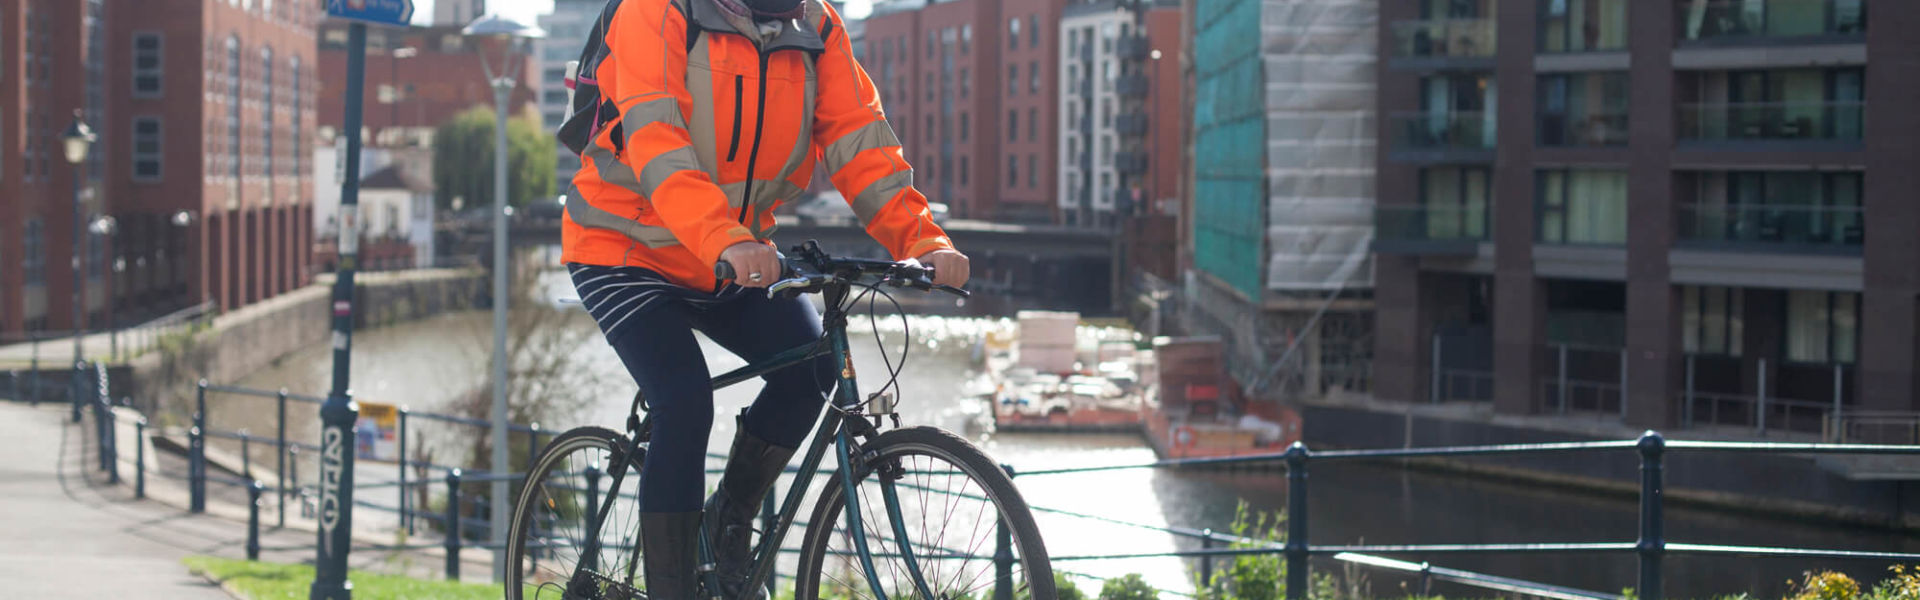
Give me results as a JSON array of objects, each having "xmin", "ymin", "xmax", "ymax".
[
  {"xmin": 338, "ymin": 204, "xmax": 360, "ymax": 256},
  {"xmin": 333, "ymin": 300, "xmax": 352, "ymax": 316},
  {"xmin": 332, "ymin": 331, "xmax": 349, "ymax": 351}
]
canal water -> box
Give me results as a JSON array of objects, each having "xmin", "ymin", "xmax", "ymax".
[{"xmin": 228, "ymin": 271, "xmax": 1919, "ymax": 598}]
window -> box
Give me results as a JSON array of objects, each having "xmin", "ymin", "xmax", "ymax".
[
  {"xmin": 291, "ymin": 57, "xmax": 302, "ymax": 177},
  {"xmin": 24, "ymin": 219, "xmax": 45, "ymax": 285},
  {"xmin": 925, "ymin": 72, "xmax": 934, "ymax": 102},
  {"xmin": 1030, "ymin": 16, "xmax": 1040, "ymax": 47},
  {"xmin": 1537, "ymin": 169, "xmax": 1628, "ymax": 244},
  {"xmin": 1008, "ymin": 64, "xmax": 1018, "ymax": 97},
  {"xmin": 960, "ymin": 156, "xmax": 969, "ymax": 185},
  {"xmin": 1008, "ymin": 155, "xmax": 1018, "ymax": 186},
  {"xmin": 1101, "ymin": 135, "xmax": 1112, "ymax": 165},
  {"xmin": 1028, "ymin": 108, "xmax": 1037, "ymax": 142},
  {"xmin": 133, "ymin": 33, "xmax": 162, "ymax": 97},
  {"xmin": 925, "ymin": 115, "xmax": 934, "ymax": 140},
  {"xmin": 261, "ymin": 47, "xmax": 274, "ymax": 181},
  {"xmin": 227, "ymin": 36, "xmax": 240, "ymax": 184},
  {"xmin": 1681, "ymin": 286, "xmax": 1744, "ymax": 357},
  {"xmin": 132, "ymin": 117, "xmax": 162, "ymax": 181},
  {"xmin": 1787, "ymin": 291, "xmax": 1859, "ymax": 364},
  {"xmin": 1102, "ymin": 61, "xmax": 1113, "ymax": 91},
  {"xmin": 1008, "ymin": 110, "xmax": 1017, "ymax": 142},
  {"xmin": 86, "ymin": 227, "xmax": 103, "ymax": 281},
  {"xmin": 1539, "ymin": 0, "xmax": 1627, "ymax": 52},
  {"xmin": 1030, "ymin": 61, "xmax": 1039, "ymax": 93},
  {"xmin": 1538, "ymin": 72, "xmax": 1628, "ymax": 146},
  {"xmin": 1101, "ymin": 100, "xmax": 1111, "ymax": 127},
  {"xmin": 927, "ymin": 35, "xmax": 934, "ymax": 58},
  {"xmin": 1009, "ymin": 17, "xmax": 1021, "ymax": 50},
  {"xmin": 924, "ymin": 156, "xmax": 935, "ymax": 181},
  {"xmin": 960, "ymin": 113, "xmax": 970, "ymax": 141},
  {"xmin": 1419, "ymin": 167, "xmax": 1491, "ymax": 240},
  {"xmin": 1028, "ymin": 154, "xmax": 1037, "ymax": 188},
  {"xmin": 1102, "ymin": 22, "xmax": 1116, "ymax": 52},
  {"xmin": 1682, "ymin": 171, "xmax": 1865, "ymax": 246},
  {"xmin": 961, "ymin": 25, "xmax": 972, "ymax": 53},
  {"xmin": 960, "ymin": 67, "xmax": 969, "ymax": 97}
]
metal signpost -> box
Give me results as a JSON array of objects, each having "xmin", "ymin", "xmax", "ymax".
[{"xmin": 313, "ymin": 2, "xmax": 412, "ymax": 599}]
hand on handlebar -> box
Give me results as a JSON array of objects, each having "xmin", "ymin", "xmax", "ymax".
[
  {"xmin": 717, "ymin": 242, "xmax": 781, "ymax": 288},
  {"xmin": 915, "ymin": 249, "xmax": 970, "ymax": 288}
]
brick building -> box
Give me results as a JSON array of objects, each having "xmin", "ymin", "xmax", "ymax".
[
  {"xmin": 0, "ymin": 0, "xmax": 317, "ymax": 337},
  {"xmin": 317, "ymin": 20, "xmax": 538, "ymax": 150},
  {"xmin": 1371, "ymin": 0, "xmax": 1920, "ymax": 428},
  {"xmin": 864, "ymin": 0, "xmax": 1066, "ymax": 224}
]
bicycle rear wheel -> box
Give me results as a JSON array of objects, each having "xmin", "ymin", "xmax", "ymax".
[
  {"xmin": 506, "ymin": 426, "xmax": 648, "ymax": 600},
  {"xmin": 794, "ymin": 426, "xmax": 1054, "ymax": 600}
]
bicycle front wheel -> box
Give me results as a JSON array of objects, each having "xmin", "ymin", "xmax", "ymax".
[
  {"xmin": 794, "ymin": 426, "xmax": 1055, "ymax": 600},
  {"xmin": 506, "ymin": 426, "xmax": 648, "ymax": 600}
]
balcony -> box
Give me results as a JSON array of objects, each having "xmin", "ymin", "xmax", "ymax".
[
  {"xmin": 1677, "ymin": 203, "xmax": 1864, "ymax": 255},
  {"xmin": 1677, "ymin": 101, "xmax": 1863, "ymax": 150},
  {"xmin": 1118, "ymin": 34, "xmax": 1151, "ymax": 61},
  {"xmin": 1115, "ymin": 74, "xmax": 1149, "ymax": 99},
  {"xmin": 1539, "ymin": 111, "xmax": 1629, "ymax": 147},
  {"xmin": 1677, "ymin": 0, "xmax": 1866, "ymax": 46},
  {"xmin": 1114, "ymin": 151, "xmax": 1149, "ymax": 176},
  {"xmin": 1115, "ymin": 113, "xmax": 1149, "ymax": 137},
  {"xmin": 1373, "ymin": 204, "xmax": 1489, "ymax": 256},
  {"xmin": 1390, "ymin": 19, "xmax": 1496, "ymax": 68},
  {"xmin": 1390, "ymin": 112, "xmax": 1496, "ymax": 162}
]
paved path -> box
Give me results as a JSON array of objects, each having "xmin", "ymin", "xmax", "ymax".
[{"xmin": 0, "ymin": 402, "xmax": 235, "ymax": 598}]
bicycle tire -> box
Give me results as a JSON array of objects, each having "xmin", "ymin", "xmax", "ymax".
[
  {"xmin": 506, "ymin": 426, "xmax": 648, "ymax": 600},
  {"xmin": 793, "ymin": 426, "xmax": 1055, "ymax": 600}
]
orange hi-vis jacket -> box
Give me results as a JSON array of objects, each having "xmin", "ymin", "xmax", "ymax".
[{"xmin": 561, "ymin": 0, "xmax": 952, "ymax": 291}]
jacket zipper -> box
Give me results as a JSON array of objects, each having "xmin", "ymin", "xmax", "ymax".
[
  {"xmin": 725, "ymin": 75, "xmax": 744, "ymax": 161},
  {"xmin": 736, "ymin": 51, "xmax": 773, "ymax": 226}
]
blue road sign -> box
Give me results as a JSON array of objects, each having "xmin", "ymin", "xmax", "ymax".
[{"xmin": 325, "ymin": 0, "xmax": 415, "ymax": 27}]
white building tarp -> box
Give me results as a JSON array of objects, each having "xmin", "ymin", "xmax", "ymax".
[{"xmin": 1260, "ymin": 0, "xmax": 1376, "ymax": 292}]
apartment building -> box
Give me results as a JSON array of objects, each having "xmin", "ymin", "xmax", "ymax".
[
  {"xmin": 1370, "ymin": 0, "xmax": 1916, "ymax": 432},
  {"xmin": 0, "ymin": 0, "xmax": 320, "ymax": 336},
  {"xmin": 316, "ymin": 21, "xmax": 538, "ymax": 149},
  {"xmin": 864, "ymin": 0, "xmax": 1067, "ymax": 224},
  {"xmin": 537, "ymin": 0, "xmax": 600, "ymax": 189}
]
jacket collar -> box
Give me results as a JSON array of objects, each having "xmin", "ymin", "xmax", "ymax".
[{"xmin": 688, "ymin": 0, "xmax": 826, "ymax": 53}]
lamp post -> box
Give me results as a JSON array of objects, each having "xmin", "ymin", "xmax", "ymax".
[
  {"xmin": 461, "ymin": 13, "xmax": 544, "ymax": 582},
  {"xmin": 62, "ymin": 112, "xmax": 96, "ymax": 412},
  {"xmin": 171, "ymin": 210, "xmax": 197, "ymax": 306}
]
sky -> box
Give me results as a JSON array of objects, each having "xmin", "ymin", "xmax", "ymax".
[{"xmin": 411, "ymin": 0, "xmax": 875, "ymax": 25}]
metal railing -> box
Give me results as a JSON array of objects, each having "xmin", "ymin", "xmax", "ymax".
[
  {"xmin": 1375, "ymin": 204, "xmax": 1491, "ymax": 248},
  {"xmin": 1392, "ymin": 112, "xmax": 1496, "ymax": 151},
  {"xmin": 1539, "ymin": 112, "xmax": 1629, "ymax": 147},
  {"xmin": 1678, "ymin": 101, "xmax": 1865, "ymax": 143},
  {"xmin": 1677, "ymin": 203, "xmax": 1865, "ymax": 251},
  {"xmin": 1538, "ymin": 0, "xmax": 1629, "ymax": 53},
  {"xmin": 76, "ymin": 376, "xmax": 1920, "ymax": 599},
  {"xmin": 1677, "ymin": 0, "xmax": 1867, "ymax": 44},
  {"xmin": 1390, "ymin": 18, "xmax": 1496, "ymax": 59}
]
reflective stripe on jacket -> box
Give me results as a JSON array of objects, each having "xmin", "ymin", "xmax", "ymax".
[{"xmin": 562, "ymin": 0, "xmax": 952, "ymax": 291}]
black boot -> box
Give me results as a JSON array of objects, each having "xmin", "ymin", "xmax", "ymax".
[
  {"xmin": 641, "ymin": 511, "xmax": 703, "ymax": 600},
  {"xmin": 704, "ymin": 424, "xmax": 797, "ymax": 599}
]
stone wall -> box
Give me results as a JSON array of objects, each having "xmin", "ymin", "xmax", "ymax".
[{"xmin": 128, "ymin": 269, "xmax": 484, "ymax": 418}]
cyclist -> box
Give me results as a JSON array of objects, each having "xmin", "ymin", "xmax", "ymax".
[{"xmin": 556, "ymin": 0, "xmax": 967, "ymax": 598}]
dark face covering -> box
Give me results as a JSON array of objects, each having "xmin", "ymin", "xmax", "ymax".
[{"xmin": 745, "ymin": 0, "xmax": 805, "ymax": 20}]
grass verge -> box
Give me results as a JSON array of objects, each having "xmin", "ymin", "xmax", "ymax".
[{"xmin": 182, "ymin": 555, "xmax": 503, "ymax": 599}]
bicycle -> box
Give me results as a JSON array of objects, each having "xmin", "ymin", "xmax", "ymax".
[{"xmin": 506, "ymin": 240, "xmax": 1055, "ymax": 600}]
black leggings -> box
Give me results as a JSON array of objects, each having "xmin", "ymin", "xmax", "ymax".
[{"xmin": 571, "ymin": 264, "xmax": 836, "ymax": 512}]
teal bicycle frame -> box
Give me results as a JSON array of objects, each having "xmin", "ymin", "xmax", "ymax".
[{"xmin": 572, "ymin": 278, "xmax": 932, "ymax": 600}]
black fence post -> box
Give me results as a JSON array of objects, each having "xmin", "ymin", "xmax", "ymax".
[
  {"xmin": 1638, "ymin": 431, "xmax": 1666, "ymax": 600},
  {"xmin": 191, "ymin": 379, "xmax": 208, "ymax": 513},
  {"xmin": 399, "ymin": 408, "xmax": 409, "ymax": 534},
  {"xmin": 241, "ymin": 431, "xmax": 253, "ymax": 478},
  {"xmin": 9, "ymin": 370, "xmax": 19, "ymax": 405},
  {"xmin": 1284, "ymin": 442, "xmax": 1310, "ymax": 600},
  {"xmin": 526, "ymin": 424, "xmax": 540, "ymax": 476},
  {"xmin": 248, "ymin": 481, "xmax": 265, "ymax": 561},
  {"xmin": 446, "ymin": 469, "xmax": 463, "ymax": 581},
  {"xmin": 104, "ymin": 402, "xmax": 120, "ymax": 483},
  {"xmin": 994, "ymin": 464, "xmax": 1016, "ymax": 600},
  {"xmin": 71, "ymin": 360, "xmax": 85, "ymax": 423},
  {"xmin": 276, "ymin": 388, "xmax": 287, "ymax": 528},
  {"xmin": 135, "ymin": 417, "xmax": 147, "ymax": 499},
  {"xmin": 1198, "ymin": 528, "xmax": 1215, "ymax": 591},
  {"xmin": 29, "ymin": 333, "xmax": 41, "ymax": 405}
]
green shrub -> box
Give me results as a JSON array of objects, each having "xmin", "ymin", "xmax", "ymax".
[{"xmin": 1099, "ymin": 573, "xmax": 1160, "ymax": 600}]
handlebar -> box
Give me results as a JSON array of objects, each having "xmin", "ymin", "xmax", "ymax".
[{"xmin": 712, "ymin": 241, "xmax": 969, "ymax": 299}]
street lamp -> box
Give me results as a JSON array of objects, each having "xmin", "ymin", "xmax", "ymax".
[
  {"xmin": 461, "ymin": 13, "xmax": 544, "ymax": 582},
  {"xmin": 62, "ymin": 112, "xmax": 96, "ymax": 410}
]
